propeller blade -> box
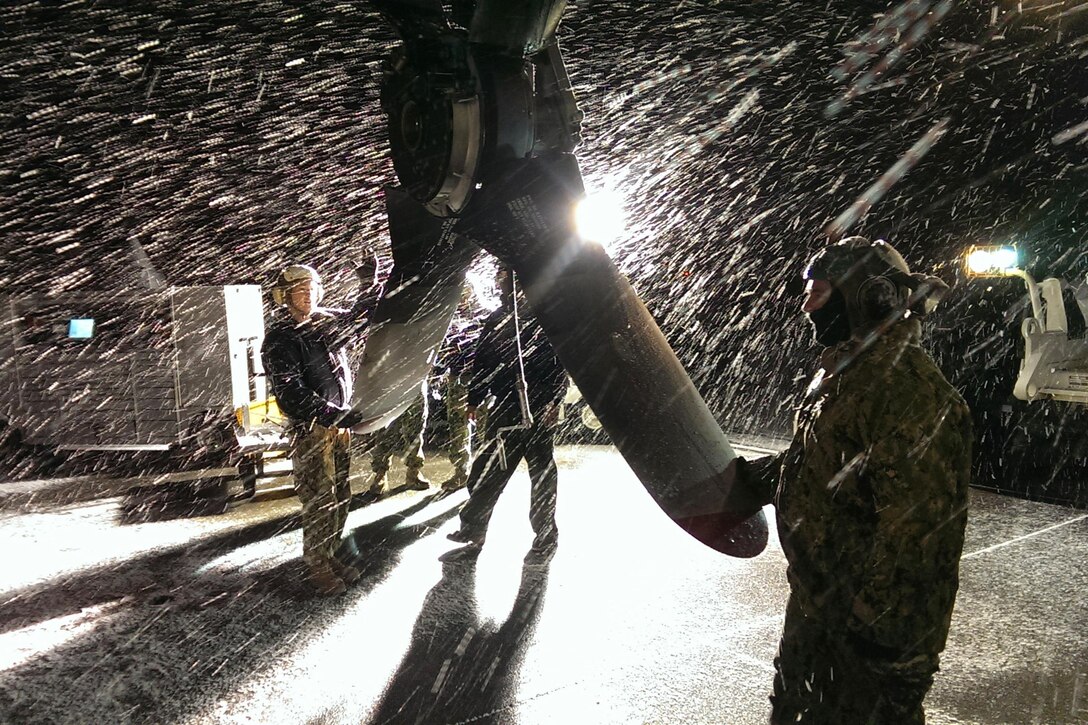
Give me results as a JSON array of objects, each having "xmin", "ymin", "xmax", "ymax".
[
  {"xmin": 369, "ymin": 0, "xmax": 450, "ymax": 39},
  {"xmin": 468, "ymin": 0, "xmax": 567, "ymax": 56},
  {"xmin": 348, "ymin": 186, "xmax": 478, "ymax": 433},
  {"xmin": 455, "ymin": 153, "xmax": 769, "ymax": 558}
]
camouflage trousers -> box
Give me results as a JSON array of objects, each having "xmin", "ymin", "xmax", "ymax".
[
  {"xmin": 291, "ymin": 424, "xmax": 352, "ymax": 573},
  {"xmin": 369, "ymin": 389, "xmax": 427, "ymax": 478},
  {"xmin": 445, "ymin": 375, "xmax": 470, "ymax": 481},
  {"xmin": 770, "ymin": 591, "xmax": 939, "ymax": 725}
]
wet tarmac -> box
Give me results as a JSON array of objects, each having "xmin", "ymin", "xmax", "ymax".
[{"xmin": 0, "ymin": 445, "xmax": 1085, "ymax": 724}]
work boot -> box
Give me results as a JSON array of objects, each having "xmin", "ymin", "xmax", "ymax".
[
  {"xmin": 440, "ymin": 530, "xmax": 484, "ymax": 562},
  {"xmin": 308, "ymin": 566, "xmax": 347, "ymax": 596},
  {"xmin": 446, "ymin": 528, "xmax": 485, "ymax": 546},
  {"xmin": 332, "ymin": 559, "xmax": 362, "ymax": 586},
  {"xmin": 369, "ymin": 470, "xmax": 387, "ymax": 493},
  {"xmin": 357, "ymin": 482, "xmax": 382, "ymax": 504},
  {"xmin": 406, "ymin": 471, "xmax": 431, "ymax": 491},
  {"xmin": 336, "ymin": 538, "xmax": 362, "ymax": 567},
  {"xmin": 440, "ymin": 471, "xmax": 468, "ymax": 492}
]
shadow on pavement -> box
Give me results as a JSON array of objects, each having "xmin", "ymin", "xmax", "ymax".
[
  {"xmin": 0, "ymin": 506, "xmax": 304, "ymax": 635},
  {"xmin": 366, "ymin": 557, "xmax": 551, "ymax": 725},
  {"xmin": 0, "ymin": 484, "xmax": 428, "ymax": 634},
  {"xmin": 0, "ymin": 493, "xmax": 458, "ymax": 724}
]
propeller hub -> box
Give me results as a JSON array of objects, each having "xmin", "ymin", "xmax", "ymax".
[
  {"xmin": 381, "ymin": 43, "xmax": 482, "ymax": 217},
  {"xmin": 399, "ymin": 100, "xmax": 424, "ymax": 152}
]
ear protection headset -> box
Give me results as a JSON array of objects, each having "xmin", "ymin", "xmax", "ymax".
[
  {"xmin": 804, "ymin": 237, "xmax": 915, "ymax": 333},
  {"xmin": 856, "ymin": 269, "xmax": 904, "ymax": 318},
  {"xmin": 272, "ymin": 264, "xmax": 324, "ymax": 307}
]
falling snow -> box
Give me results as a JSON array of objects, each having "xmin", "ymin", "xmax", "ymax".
[{"xmin": 1, "ymin": 1, "xmax": 1088, "ymax": 723}]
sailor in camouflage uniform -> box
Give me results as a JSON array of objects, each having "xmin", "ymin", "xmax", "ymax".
[
  {"xmin": 262, "ymin": 261, "xmax": 377, "ymax": 596},
  {"xmin": 438, "ymin": 290, "xmax": 482, "ymax": 492},
  {"xmin": 366, "ymin": 384, "xmax": 430, "ymax": 491},
  {"xmin": 739, "ymin": 237, "xmax": 972, "ymax": 724},
  {"xmin": 441, "ymin": 370, "xmax": 471, "ymax": 490}
]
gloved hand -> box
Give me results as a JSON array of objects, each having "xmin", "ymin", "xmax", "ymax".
[
  {"xmin": 732, "ymin": 454, "xmax": 782, "ymax": 511},
  {"xmin": 354, "ymin": 254, "xmax": 378, "ymax": 286}
]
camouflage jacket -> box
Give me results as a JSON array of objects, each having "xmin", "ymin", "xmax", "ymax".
[{"xmin": 760, "ymin": 319, "xmax": 972, "ymax": 658}]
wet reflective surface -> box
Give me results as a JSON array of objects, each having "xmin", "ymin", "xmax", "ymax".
[
  {"xmin": 1, "ymin": 445, "xmax": 1085, "ymax": 724},
  {"xmin": 2, "ymin": 3, "xmax": 1086, "ymax": 720}
]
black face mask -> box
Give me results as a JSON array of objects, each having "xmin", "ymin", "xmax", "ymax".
[{"xmin": 808, "ymin": 287, "xmax": 851, "ymax": 347}]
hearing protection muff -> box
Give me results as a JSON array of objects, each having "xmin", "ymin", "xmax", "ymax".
[
  {"xmin": 272, "ymin": 265, "xmax": 324, "ymax": 307},
  {"xmin": 804, "ymin": 237, "xmax": 917, "ymax": 334}
]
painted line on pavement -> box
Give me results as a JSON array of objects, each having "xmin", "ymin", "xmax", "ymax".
[{"xmin": 962, "ymin": 513, "xmax": 1088, "ymax": 559}]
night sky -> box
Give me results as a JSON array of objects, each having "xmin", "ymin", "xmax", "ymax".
[{"xmin": 2, "ymin": 0, "xmax": 1087, "ymax": 440}]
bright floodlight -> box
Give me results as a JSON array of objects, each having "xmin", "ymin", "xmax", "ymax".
[
  {"xmin": 965, "ymin": 245, "xmax": 1020, "ymax": 276},
  {"xmin": 575, "ymin": 190, "xmax": 626, "ymax": 249}
]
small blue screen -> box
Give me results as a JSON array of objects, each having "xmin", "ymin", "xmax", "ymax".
[{"xmin": 68, "ymin": 318, "xmax": 95, "ymax": 339}]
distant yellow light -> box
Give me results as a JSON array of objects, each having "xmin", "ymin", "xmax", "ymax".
[
  {"xmin": 965, "ymin": 245, "xmax": 1020, "ymax": 276},
  {"xmin": 575, "ymin": 190, "xmax": 626, "ymax": 251}
]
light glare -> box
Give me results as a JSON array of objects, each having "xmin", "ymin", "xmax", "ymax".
[
  {"xmin": 575, "ymin": 191, "xmax": 626, "ymax": 249},
  {"xmin": 966, "ymin": 245, "xmax": 1019, "ymax": 276}
]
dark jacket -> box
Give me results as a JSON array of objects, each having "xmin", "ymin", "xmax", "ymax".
[
  {"xmin": 262, "ymin": 292, "xmax": 378, "ymax": 428},
  {"xmin": 747, "ymin": 319, "xmax": 972, "ymax": 658},
  {"xmin": 468, "ymin": 305, "xmax": 567, "ymax": 430}
]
